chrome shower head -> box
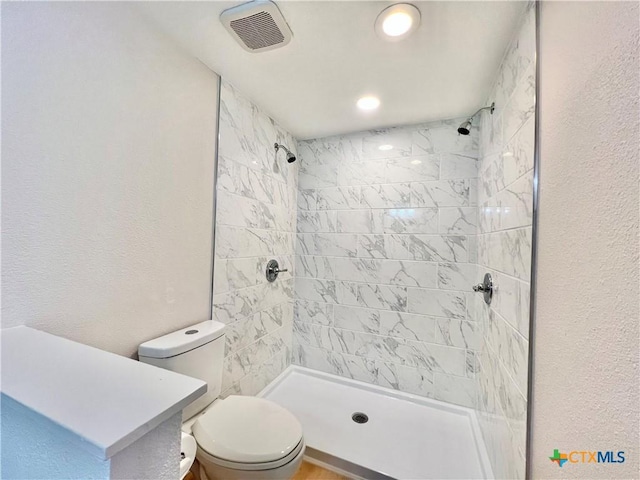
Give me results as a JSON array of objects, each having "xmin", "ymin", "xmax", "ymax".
[
  {"xmin": 457, "ymin": 119, "xmax": 472, "ymax": 136},
  {"xmin": 457, "ymin": 102, "xmax": 495, "ymax": 135},
  {"xmin": 274, "ymin": 143, "xmax": 296, "ymax": 163}
]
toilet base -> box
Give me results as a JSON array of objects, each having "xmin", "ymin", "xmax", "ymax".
[{"xmin": 197, "ymin": 441, "xmax": 305, "ymax": 480}]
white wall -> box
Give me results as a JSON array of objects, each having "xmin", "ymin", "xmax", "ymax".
[
  {"xmin": 1, "ymin": 2, "xmax": 219, "ymax": 357},
  {"xmin": 532, "ymin": 1, "xmax": 639, "ymax": 477}
]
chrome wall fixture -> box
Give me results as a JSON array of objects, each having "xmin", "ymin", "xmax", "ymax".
[
  {"xmin": 274, "ymin": 143, "xmax": 297, "ymax": 163},
  {"xmin": 266, "ymin": 259, "xmax": 288, "ymax": 282},
  {"xmin": 457, "ymin": 102, "xmax": 495, "ymax": 135},
  {"xmin": 472, "ymin": 272, "xmax": 494, "ymax": 305}
]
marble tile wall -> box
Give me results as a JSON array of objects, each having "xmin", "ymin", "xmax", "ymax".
[
  {"xmin": 474, "ymin": 3, "xmax": 536, "ymax": 479},
  {"xmin": 213, "ymin": 80, "xmax": 298, "ymax": 397},
  {"xmin": 292, "ymin": 120, "xmax": 481, "ymax": 407}
]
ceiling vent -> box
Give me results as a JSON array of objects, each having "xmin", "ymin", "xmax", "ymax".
[{"xmin": 220, "ymin": 0, "xmax": 293, "ymax": 53}]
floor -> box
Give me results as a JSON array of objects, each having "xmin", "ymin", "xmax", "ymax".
[
  {"xmin": 262, "ymin": 367, "xmax": 492, "ymax": 480},
  {"xmin": 293, "ymin": 462, "xmax": 350, "ymax": 480}
]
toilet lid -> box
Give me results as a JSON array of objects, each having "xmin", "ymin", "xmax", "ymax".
[{"xmin": 192, "ymin": 395, "xmax": 303, "ymax": 464}]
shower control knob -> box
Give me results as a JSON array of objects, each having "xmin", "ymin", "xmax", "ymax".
[
  {"xmin": 266, "ymin": 259, "xmax": 288, "ymax": 282},
  {"xmin": 472, "ymin": 273, "xmax": 494, "ymax": 305}
]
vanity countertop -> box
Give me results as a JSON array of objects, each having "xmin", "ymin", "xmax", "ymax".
[{"xmin": 0, "ymin": 326, "xmax": 206, "ymax": 460}]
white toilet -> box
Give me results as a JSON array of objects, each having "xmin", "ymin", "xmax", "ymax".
[{"xmin": 138, "ymin": 321, "xmax": 305, "ymax": 480}]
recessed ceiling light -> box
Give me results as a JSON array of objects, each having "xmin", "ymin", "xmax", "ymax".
[
  {"xmin": 357, "ymin": 96, "xmax": 380, "ymax": 111},
  {"xmin": 379, "ymin": 144, "xmax": 393, "ymax": 151},
  {"xmin": 375, "ymin": 4, "xmax": 421, "ymax": 41},
  {"xmin": 411, "ymin": 159, "xmax": 422, "ymax": 165}
]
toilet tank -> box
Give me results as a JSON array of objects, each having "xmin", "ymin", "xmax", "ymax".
[{"xmin": 138, "ymin": 320, "xmax": 225, "ymax": 421}]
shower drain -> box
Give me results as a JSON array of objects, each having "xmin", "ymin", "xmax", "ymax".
[{"xmin": 352, "ymin": 412, "xmax": 369, "ymax": 424}]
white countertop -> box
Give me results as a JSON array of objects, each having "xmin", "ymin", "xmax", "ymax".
[{"xmin": 0, "ymin": 326, "xmax": 207, "ymax": 460}]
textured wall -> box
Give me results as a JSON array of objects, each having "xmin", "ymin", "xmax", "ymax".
[
  {"xmin": 214, "ymin": 81, "xmax": 298, "ymax": 397},
  {"xmin": 1, "ymin": 2, "xmax": 218, "ymax": 357},
  {"xmin": 532, "ymin": 1, "xmax": 639, "ymax": 478},
  {"xmin": 1, "ymin": 396, "xmax": 111, "ymax": 480},
  {"xmin": 292, "ymin": 122, "xmax": 481, "ymax": 407},
  {"xmin": 110, "ymin": 413, "xmax": 181, "ymax": 480},
  {"xmin": 1, "ymin": 396, "xmax": 181, "ymax": 480},
  {"xmin": 474, "ymin": 4, "xmax": 536, "ymax": 479}
]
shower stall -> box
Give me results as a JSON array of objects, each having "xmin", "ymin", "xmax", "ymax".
[{"xmin": 212, "ymin": 2, "xmax": 536, "ymax": 479}]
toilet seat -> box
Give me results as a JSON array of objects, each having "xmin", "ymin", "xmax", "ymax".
[
  {"xmin": 192, "ymin": 395, "xmax": 303, "ymax": 468},
  {"xmin": 196, "ymin": 438, "xmax": 305, "ymax": 471}
]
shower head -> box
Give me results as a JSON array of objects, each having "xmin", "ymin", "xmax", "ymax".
[
  {"xmin": 274, "ymin": 143, "xmax": 296, "ymax": 163},
  {"xmin": 457, "ymin": 102, "xmax": 495, "ymax": 135},
  {"xmin": 457, "ymin": 119, "xmax": 472, "ymax": 136}
]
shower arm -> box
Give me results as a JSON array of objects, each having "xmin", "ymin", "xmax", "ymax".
[{"xmin": 466, "ymin": 102, "xmax": 496, "ymax": 122}]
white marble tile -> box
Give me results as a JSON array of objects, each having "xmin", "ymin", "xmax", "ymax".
[
  {"xmin": 499, "ymin": 170, "xmax": 533, "ymax": 231},
  {"xmin": 217, "ymin": 191, "xmax": 276, "ymax": 229},
  {"xmin": 295, "ymin": 278, "xmax": 338, "ymax": 304},
  {"xmin": 439, "ymin": 207, "xmax": 478, "ymax": 235},
  {"xmin": 294, "ymin": 299, "xmax": 333, "ymax": 326},
  {"xmin": 412, "ymin": 123, "xmax": 479, "ymax": 157},
  {"xmin": 358, "ymin": 284, "xmax": 407, "ymax": 311},
  {"xmin": 399, "ymin": 340, "xmax": 467, "ymax": 375},
  {"xmin": 433, "ymin": 372, "xmax": 476, "ymax": 408},
  {"xmin": 317, "ymin": 327, "xmax": 356, "ymax": 354},
  {"xmin": 332, "ymin": 257, "xmax": 380, "ymax": 283},
  {"xmin": 297, "ymin": 233, "xmax": 358, "ymax": 257},
  {"xmin": 299, "ymin": 164, "xmax": 338, "ymax": 189},
  {"xmin": 486, "ymin": 310, "xmax": 529, "ymax": 397},
  {"xmin": 483, "ymin": 227, "xmax": 532, "ymax": 281},
  {"xmin": 411, "ymin": 180, "xmax": 470, "ymax": 207},
  {"xmin": 362, "ymin": 129, "xmax": 413, "ymax": 158},
  {"xmin": 216, "ymin": 226, "xmax": 271, "ymax": 259},
  {"xmin": 361, "ymin": 184, "xmax": 412, "ymax": 208},
  {"xmin": 409, "ymin": 235, "xmax": 468, "ymax": 262},
  {"xmin": 316, "ymin": 186, "xmax": 361, "ymax": 210},
  {"xmin": 376, "ymin": 361, "xmax": 434, "ymax": 398},
  {"xmin": 502, "ymin": 65, "xmax": 536, "ymax": 144},
  {"xmin": 407, "ymin": 288, "xmax": 466, "ymax": 319},
  {"xmin": 336, "ymin": 280, "xmax": 359, "ymax": 306},
  {"xmin": 351, "ymin": 333, "xmax": 405, "ymax": 365},
  {"xmin": 384, "ymin": 156, "xmax": 440, "ymax": 183},
  {"xmin": 465, "ymin": 350, "xmax": 478, "ymax": 378},
  {"xmin": 437, "ymin": 262, "xmax": 477, "ymax": 291},
  {"xmin": 298, "ymin": 135, "xmax": 362, "ymax": 165},
  {"xmin": 383, "ymin": 208, "xmax": 438, "ymax": 234},
  {"xmin": 378, "ymin": 260, "xmax": 438, "ymax": 288},
  {"xmin": 295, "ymin": 255, "xmax": 334, "ymax": 280},
  {"xmin": 503, "ymin": 117, "xmax": 535, "ymax": 186},
  {"xmin": 217, "ymin": 158, "xmax": 276, "ymax": 205},
  {"xmin": 379, "ymin": 311, "xmax": 437, "ymax": 343},
  {"xmin": 440, "ymin": 154, "xmax": 478, "ymax": 179},
  {"xmin": 336, "ymin": 209, "xmax": 383, "ymax": 233},
  {"xmin": 297, "ymin": 210, "xmax": 336, "ymax": 233},
  {"xmin": 434, "ymin": 319, "xmax": 479, "ymax": 349},
  {"xmin": 357, "ymin": 234, "xmax": 411, "ymax": 260},
  {"xmin": 297, "ymin": 189, "xmax": 316, "ymax": 211},
  {"xmin": 329, "ymin": 351, "xmax": 378, "ymax": 384},
  {"xmin": 333, "ymin": 305, "xmax": 380, "ymax": 333}
]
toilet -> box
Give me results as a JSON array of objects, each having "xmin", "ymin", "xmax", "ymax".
[{"xmin": 138, "ymin": 321, "xmax": 305, "ymax": 480}]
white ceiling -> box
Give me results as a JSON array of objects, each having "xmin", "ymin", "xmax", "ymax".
[{"xmin": 137, "ymin": 1, "xmax": 526, "ymax": 139}]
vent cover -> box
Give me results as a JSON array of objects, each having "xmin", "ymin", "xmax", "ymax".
[{"xmin": 221, "ymin": 0, "xmax": 293, "ymax": 53}]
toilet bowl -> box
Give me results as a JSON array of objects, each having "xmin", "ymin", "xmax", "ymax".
[
  {"xmin": 139, "ymin": 321, "xmax": 304, "ymax": 480},
  {"xmin": 180, "ymin": 433, "xmax": 197, "ymax": 480}
]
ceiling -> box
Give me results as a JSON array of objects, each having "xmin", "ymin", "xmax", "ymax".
[{"xmin": 137, "ymin": 1, "xmax": 526, "ymax": 139}]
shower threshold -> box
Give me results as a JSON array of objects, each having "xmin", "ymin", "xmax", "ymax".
[{"xmin": 259, "ymin": 366, "xmax": 493, "ymax": 480}]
